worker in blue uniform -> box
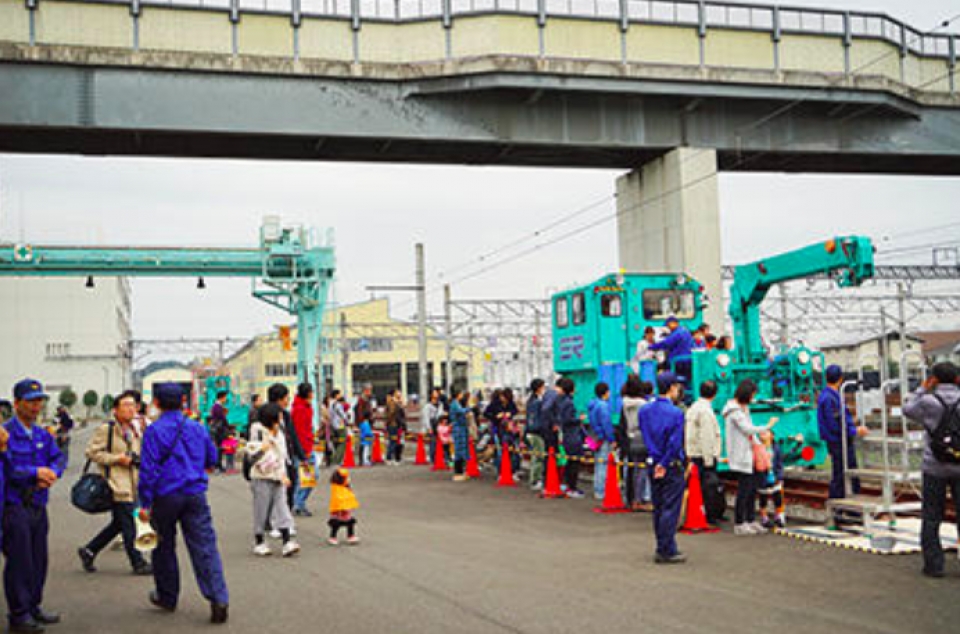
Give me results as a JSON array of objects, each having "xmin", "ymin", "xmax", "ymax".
[
  {"xmin": 650, "ymin": 317, "xmax": 695, "ymax": 384},
  {"xmin": 817, "ymin": 365, "xmax": 868, "ymax": 499},
  {"xmin": 638, "ymin": 372, "xmax": 687, "ymax": 564},
  {"xmin": 3, "ymin": 379, "xmax": 63, "ymax": 633},
  {"xmin": 138, "ymin": 383, "xmax": 229, "ymax": 625}
]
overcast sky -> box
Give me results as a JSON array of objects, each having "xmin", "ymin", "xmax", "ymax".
[{"xmin": 1, "ymin": 0, "xmax": 958, "ymax": 351}]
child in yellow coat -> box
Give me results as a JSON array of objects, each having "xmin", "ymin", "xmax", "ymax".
[{"xmin": 327, "ymin": 468, "xmax": 360, "ymax": 546}]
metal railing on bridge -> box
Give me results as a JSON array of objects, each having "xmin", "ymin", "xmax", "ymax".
[{"xmin": 111, "ymin": 0, "xmax": 958, "ymax": 60}]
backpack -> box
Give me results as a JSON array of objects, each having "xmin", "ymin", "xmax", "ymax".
[{"xmin": 931, "ymin": 395, "xmax": 960, "ymax": 464}]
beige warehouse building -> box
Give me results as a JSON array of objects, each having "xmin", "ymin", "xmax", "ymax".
[{"xmin": 225, "ymin": 298, "xmax": 484, "ymax": 402}]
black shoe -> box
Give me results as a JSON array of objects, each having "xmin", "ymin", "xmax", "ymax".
[
  {"xmin": 31, "ymin": 609, "xmax": 60, "ymax": 625},
  {"xmin": 300, "ymin": 508, "xmax": 313, "ymax": 517},
  {"xmin": 923, "ymin": 568, "xmax": 945, "ymax": 578},
  {"xmin": 210, "ymin": 603, "xmax": 229, "ymax": 624},
  {"xmin": 8, "ymin": 618, "xmax": 45, "ymax": 633},
  {"xmin": 77, "ymin": 547, "xmax": 97, "ymax": 573},
  {"xmin": 133, "ymin": 563, "xmax": 153, "ymax": 576},
  {"xmin": 654, "ymin": 553, "xmax": 688, "ymax": 565},
  {"xmin": 148, "ymin": 591, "xmax": 176, "ymax": 612}
]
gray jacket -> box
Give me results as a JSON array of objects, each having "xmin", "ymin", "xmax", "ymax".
[
  {"xmin": 902, "ymin": 384, "xmax": 960, "ymax": 479},
  {"xmin": 723, "ymin": 400, "xmax": 769, "ymax": 474}
]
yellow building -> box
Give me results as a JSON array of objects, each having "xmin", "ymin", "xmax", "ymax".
[{"xmin": 225, "ymin": 298, "xmax": 484, "ymax": 402}]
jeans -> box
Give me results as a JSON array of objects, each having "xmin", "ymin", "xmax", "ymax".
[
  {"xmin": 921, "ymin": 472, "xmax": 960, "ymax": 574},
  {"xmin": 828, "ymin": 441, "xmax": 861, "ymax": 499},
  {"xmin": 593, "ymin": 442, "xmax": 612, "ymax": 498},
  {"xmin": 734, "ymin": 471, "xmax": 759, "ymax": 525},
  {"xmin": 85, "ymin": 502, "xmax": 146, "ymax": 570},
  {"xmin": 293, "ymin": 455, "xmax": 317, "ymax": 511},
  {"xmin": 652, "ymin": 466, "xmax": 685, "ymax": 557},
  {"xmin": 527, "ymin": 434, "xmax": 546, "ymax": 485}
]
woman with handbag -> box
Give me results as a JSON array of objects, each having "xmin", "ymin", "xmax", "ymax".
[
  {"xmin": 77, "ymin": 391, "xmax": 152, "ymax": 575},
  {"xmin": 246, "ymin": 403, "xmax": 300, "ymax": 558},
  {"xmin": 722, "ymin": 379, "xmax": 778, "ymax": 536}
]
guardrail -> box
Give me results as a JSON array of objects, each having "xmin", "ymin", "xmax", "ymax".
[
  {"xmin": 5, "ymin": 0, "xmax": 958, "ymax": 93},
  {"xmin": 91, "ymin": 0, "xmax": 955, "ymax": 60}
]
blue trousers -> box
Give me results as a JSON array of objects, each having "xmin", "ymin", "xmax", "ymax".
[
  {"xmin": 151, "ymin": 493, "xmax": 229, "ymax": 607},
  {"xmin": 2, "ymin": 504, "xmax": 48, "ymax": 624},
  {"xmin": 651, "ymin": 467, "xmax": 685, "ymax": 558},
  {"xmin": 828, "ymin": 441, "xmax": 861, "ymax": 499}
]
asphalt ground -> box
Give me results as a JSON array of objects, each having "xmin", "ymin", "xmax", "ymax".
[{"xmin": 32, "ymin": 439, "xmax": 960, "ymax": 634}]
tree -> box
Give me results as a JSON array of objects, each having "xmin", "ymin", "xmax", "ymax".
[
  {"xmin": 82, "ymin": 390, "xmax": 99, "ymax": 424},
  {"xmin": 59, "ymin": 388, "xmax": 78, "ymax": 411},
  {"xmin": 101, "ymin": 394, "xmax": 114, "ymax": 415}
]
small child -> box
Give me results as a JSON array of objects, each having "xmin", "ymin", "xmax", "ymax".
[
  {"xmin": 328, "ymin": 468, "xmax": 360, "ymax": 546},
  {"xmin": 757, "ymin": 432, "xmax": 786, "ymax": 530},
  {"xmin": 221, "ymin": 432, "xmax": 239, "ymax": 473},
  {"xmin": 437, "ymin": 416, "xmax": 453, "ymax": 465},
  {"xmin": 358, "ymin": 419, "xmax": 373, "ymax": 466}
]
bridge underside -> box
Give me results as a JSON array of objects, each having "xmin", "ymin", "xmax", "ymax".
[{"xmin": 2, "ymin": 51, "xmax": 960, "ymax": 174}]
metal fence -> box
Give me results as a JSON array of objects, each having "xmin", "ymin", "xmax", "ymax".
[{"xmin": 46, "ymin": 0, "xmax": 949, "ymax": 59}]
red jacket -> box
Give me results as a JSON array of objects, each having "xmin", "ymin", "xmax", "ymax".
[{"xmin": 291, "ymin": 396, "xmax": 315, "ymax": 457}]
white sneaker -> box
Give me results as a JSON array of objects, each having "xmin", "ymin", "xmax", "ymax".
[
  {"xmin": 290, "ymin": 527, "xmax": 297, "ymax": 537},
  {"xmin": 734, "ymin": 524, "xmax": 753, "ymax": 536},
  {"xmin": 269, "ymin": 529, "xmax": 281, "ymax": 540},
  {"xmin": 253, "ymin": 543, "xmax": 272, "ymax": 556},
  {"xmin": 749, "ymin": 522, "xmax": 768, "ymax": 534},
  {"xmin": 282, "ymin": 541, "xmax": 301, "ymax": 557},
  {"xmin": 530, "ymin": 481, "xmax": 543, "ymax": 491}
]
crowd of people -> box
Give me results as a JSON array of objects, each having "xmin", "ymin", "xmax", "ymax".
[{"xmin": 0, "ymin": 343, "xmax": 957, "ymax": 629}]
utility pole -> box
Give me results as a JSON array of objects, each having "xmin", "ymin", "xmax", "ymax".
[
  {"xmin": 444, "ymin": 284, "xmax": 453, "ymax": 393},
  {"xmin": 340, "ymin": 312, "xmax": 349, "ymax": 393},
  {"xmin": 416, "ymin": 244, "xmax": 429, "ymax": 413}
]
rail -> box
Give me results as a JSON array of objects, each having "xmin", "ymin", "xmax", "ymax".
[{"xmin": 12, "ymin": 0, "xmax": 959, "ymax": 62}]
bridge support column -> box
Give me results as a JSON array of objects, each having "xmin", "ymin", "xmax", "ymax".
[{"xmin": 616, "ymin": 147, "xmax": 724, "ymax": 329}]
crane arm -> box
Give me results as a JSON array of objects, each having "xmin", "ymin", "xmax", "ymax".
[{"xmin": 729, "ymin": 236, "xmax": 875, "ymax": 363}]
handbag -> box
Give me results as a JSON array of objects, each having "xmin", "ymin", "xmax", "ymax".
[
  {"xmin": 71, "ymin": 422, "xmax": 116, "ymax": 514},
  {"xmin": 752, "ymin": 441, "xmax": 772, "ymax": 473},
  {"xmin": 298, "ymin": 462, "xmax": 317, "ymax": 489}
]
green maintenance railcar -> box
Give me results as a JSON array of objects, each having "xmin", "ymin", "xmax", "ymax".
[
  {"xmin": 551, "ymin": 236, "xmax": 875, "ymax": 469},
  {"xmin": 551, "ymin": 272, "xmax": 704, "ymax": 414}
]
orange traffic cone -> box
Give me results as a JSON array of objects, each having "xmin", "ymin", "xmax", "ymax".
[
  {"xmin": 496, "ymin": 443, "xmax": 516, "ymax": 488},
  {"xmin": 342, "ymin": 433, "xmax": 356, "ymax": 469},
  {"xmin": 540, "ymin": 447, "xmax": 564, "ymax": 499},
  {"xmin": 415, "ymin": 433, "xmax": 429, "ymax": 466},
  {"xmin": 593, "ymin": 453, "xmax": 629, "ymax": 514},
  {"xmin": 466, "ymin": 438, "xmax": 481, "ymax": 478},
  {"xmin": 371, "ymin": 431, "xmax": 384, "ymax": 465},
  {"xmin": 431, "ymin": 438, "xmax": 448, "ymax": 472},
  {"xmin": 680, "ymin": 464, "xmax": 720, "ymax": 534}
]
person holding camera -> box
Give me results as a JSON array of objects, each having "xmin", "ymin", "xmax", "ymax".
[{"xmin": 78, "ymin": 390, "xmax": 152, "ymax": 576}]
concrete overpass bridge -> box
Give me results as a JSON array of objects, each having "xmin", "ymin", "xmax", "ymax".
[{"xmin": 1, "ymin": 0, "xmax": 959, "ymax": 324}]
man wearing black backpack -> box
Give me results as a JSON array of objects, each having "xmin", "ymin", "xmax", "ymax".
[{"xmin": 903, "ymin": 362, "xmax": 960, "ymax": 579}]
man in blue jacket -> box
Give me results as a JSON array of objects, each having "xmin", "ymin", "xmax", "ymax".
[
  {"xmin": 650, "ymin": 317, "xmax": 695, "ymax": 383},
  {"xmin": 638, "ymin": 372, "xmax": 687, "ymax": 565},
  {"xmin": 588, "ymin": 383, "xmax": 616, "ymax": 500},
  {"xmin": 138, "ymin": 383, "xmax": 229, "ymax": 624},
  {"xmin": 817, "ymin": 365, "xmax": 867, "ymax": 499},
  {"xmin": 3, "ymin": 379, "xmax": 63, "ymax": 633}
]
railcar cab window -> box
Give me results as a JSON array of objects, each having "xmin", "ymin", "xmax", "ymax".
[
  {"xmin": 572, "ymin": 293, "xmax": 586, "ymax": 325},
  {"xmin": 643, "ymin": 289, "xmax": 695, "ymax": 321},
  {"xmin": 600, "ymin": 294, "xmax": 622, "ymax": 317},
  {"xmin": 556, "ymin": 297, "xmax": 569, "ymax": 329}
]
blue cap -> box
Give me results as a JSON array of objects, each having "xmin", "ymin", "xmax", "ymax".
[
  {"xmin": 665, "ymin": 316, "xmax": 679, "ymax": 326},
  {"xmin": 13, "ymin": 378, "xmax": 48, "ymax": 401},
  {"xmin": 154, "ymin": 382, "xmax": 184, "ymax": 403},
  {"xmin": 657, "ymin": 372, "xmax": 681, "ymax": 394},
  {"xmin": 826, "ymin": 365, "xmax": 844, "ymax": 383}
]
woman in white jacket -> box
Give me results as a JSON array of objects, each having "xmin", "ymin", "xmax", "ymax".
[
  {"xmin": 247, "ymin": 403, "xmax": 300, "ymax": 557},
  {"xmin": 723, "ymin": 379, "xmax": 777, "ymax": 536}
]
